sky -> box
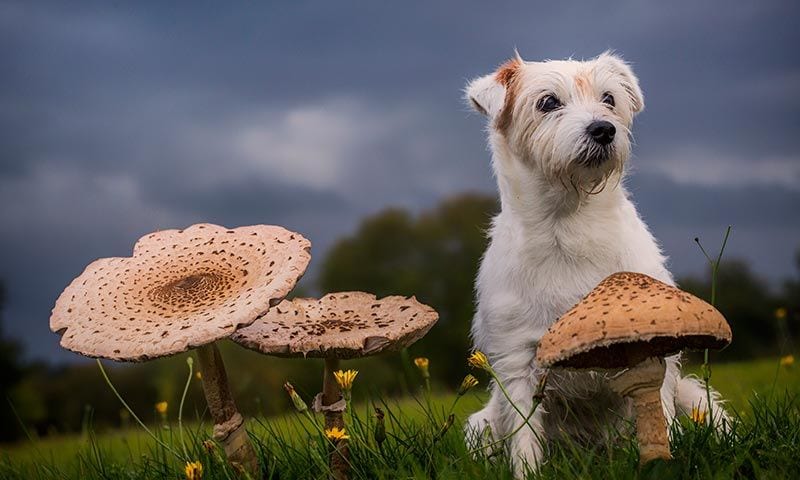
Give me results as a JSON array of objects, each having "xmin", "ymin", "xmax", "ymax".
[{"xmin": 1, "ymin": 1, "xmax": 798, "ymax": 362}]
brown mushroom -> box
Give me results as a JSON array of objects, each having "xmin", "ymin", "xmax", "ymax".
[
  {"xmin": 535, "ymin": 272, "xmax": 732, "ymax": 464},
  {"xmin": 232, "ymin": 291, "xmax": 439, "ymax": 480},
  {"xmin": 50, "ymin": 223, "xmax": 311, "ymax": 476}
]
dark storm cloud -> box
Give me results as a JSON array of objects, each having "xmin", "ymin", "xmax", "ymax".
[
  {"xmin": 629, "ymin": 173, "xmax": 800, "ymax": 281},
  {"xmin": 631, "ymin": 175, "xmax": 800, "ymax": 228},
  {"xmin": 1, "ymin": 0, "xmax": 798, "ymax": 361}
]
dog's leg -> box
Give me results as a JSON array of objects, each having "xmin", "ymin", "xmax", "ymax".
[
  {"xmin": 495, "ymin": 368, "xmax": 547, "ymax": 478},
  {"xmin": 674, "ymin": 374, "xmax": 731, "ymax": 431},
  {"xmin": 660, "ymin": 355, "xmax": 680, "ymax": 425},
  {"xmin": 465, "ymin": 383, "xmax": 502, "ymax": 454}
]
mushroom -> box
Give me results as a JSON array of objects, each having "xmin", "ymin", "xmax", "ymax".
[
  {"xmin": 232, "ymin": 291, "xmax": 439, "ymax": 479},
  {"xmin": 535, "ymin": 272, "xmax": 732, "ymax": 464},
  {"xmin": 50, "ymin": 223, "xmax": 311, "ymax": 475}
]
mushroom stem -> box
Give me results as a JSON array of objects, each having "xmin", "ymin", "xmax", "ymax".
[
  {"xmin": 609, "ymin": 357, "xmax": 671, "ymax": 465},
  {"xmin": 322, "ymin": 357, "xmax": 349, "ymax": 480},
  {"xmin": 196, "ymin": 343, "xmax": 260, "ymax": 477}
]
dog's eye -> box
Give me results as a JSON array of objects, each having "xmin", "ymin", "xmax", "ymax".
[
  {"xmin": 536, "ymin": 95, "xmax": 562, "ymax": 113},
  {"xmin": 601, "ymin": 92, "xmax": 615, "ymax": 107}
]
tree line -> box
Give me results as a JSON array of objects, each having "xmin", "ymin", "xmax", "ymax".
[{"xmin": 1, "ymin": 193, "xmax": 798, "ymax": 441}]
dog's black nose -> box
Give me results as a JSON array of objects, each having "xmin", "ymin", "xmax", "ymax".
[{"xmin": 587, "ymin": 121, "xmax": 616, "ymax": 145}]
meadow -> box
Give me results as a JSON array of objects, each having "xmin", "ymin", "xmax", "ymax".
[{"xmin": 1, "ymin": 356, "xmax": 798, "ymax": 479}]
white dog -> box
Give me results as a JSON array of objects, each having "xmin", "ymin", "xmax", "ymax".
[{"xmin": 464, "ymin": 52, "xmax": 728, "ymax": 477}]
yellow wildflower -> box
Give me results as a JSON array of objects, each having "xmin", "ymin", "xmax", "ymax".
[
  {"xmin": 119, "ymin": 408, "xmax": 130, "ymax": 429},
  {"xmin": 691, "ymin": 407, "xmax": 706, "ymax": 424},
  {"xmin": 283, "ymin": 382, "xmax": 308, "ymax": 413},
  {"xmin": 334, "ymin": 369, "xmax": 358, "ymax": 392},
  {"xmin": 780, "ymin": 354, "xmax": 795, "ymax": 368},
  {"xmin": 433, "ymin": 414, "xmax": 455, "ymax": 442},
  {"xmin": 184, "ymin": 460, "xmax": 203, "ymax": 480},
  {"xmin": 373, "ymin": 407, "xmax": 386, "ymax": 448},
  {"xmin": 468, "ymin": 351, "xmax": 490, "ymax": 371},
  {"xmin": 775, "ymin": 307, "xmax": 788, "ymax": 320},
  {"xmin": 457, "ymin": 374, "xmax": 479, "ymax": 396},
  {"xmin": 325, "ymin": 426, "xmax": 350, "ymax": 441},
  {"xmin": 155, "ymin": 401, "xmax": 168, "ymax": 415},
  {"xmin": 414, "ymin": 357, "xmax": 430, "ymax": 379}
]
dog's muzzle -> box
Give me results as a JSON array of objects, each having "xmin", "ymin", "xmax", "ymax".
[
  {"xmin": 587, "ymin": 121, "xmax": 616, "ymax": 146},
  {"xmin": 576, "ymin": 121, "xmax": 617, "ymax": 168}
]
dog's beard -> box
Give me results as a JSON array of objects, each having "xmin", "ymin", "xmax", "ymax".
[
  {"xmin": 516, "ymin": 118, "xmax": 630, "ymax": 196},
  {"xmin": 545, "ymin": 139, "xmax": 627, "ymax": 196},
  {"xmin": 577, "ymin": 141, "xmax": 613, "ymax": 169}
]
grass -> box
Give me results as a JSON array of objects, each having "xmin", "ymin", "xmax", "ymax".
[{"xmin": 1, "ymin": 357, "xmax": 798, "ymax": 479}]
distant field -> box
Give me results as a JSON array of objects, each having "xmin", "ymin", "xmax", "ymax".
[
  {"xmin": 2, "ymin": 356, "xmax": 798, "ymax": 479},
  {"xmin": 2, "ymin": 391, "xmax": 485, "ymax": 466},
  {"xmin": 684, "ymin": 356, "xmax": 799, "ymax": 412}
]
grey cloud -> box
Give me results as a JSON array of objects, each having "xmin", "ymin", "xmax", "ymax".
[
  {"xmin": 1, "ymin": 0, "xmax": 798, "ymax": 362},
  {"xmin": 628, "ymin": 172, "xmax": 799, "ymax": 281},
  {"xmin": 629, "ymin": 172, "xmax": 800, "ymax": 229}
]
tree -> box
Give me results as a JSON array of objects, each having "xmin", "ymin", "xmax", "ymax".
[
  {"xmin": 319, "ymin": 193, "xmax": 498, "ymax": 382},
  {"xmin": 679, "ymin": 260, "xmax": 781, "ymax": 360},
  {"xmin": 777, "ymin": 247, "xmax": 800, "ymax": 353},
  {"xmin": 0, "ymin": 280, "xmax": 26, "ymax": 440}
]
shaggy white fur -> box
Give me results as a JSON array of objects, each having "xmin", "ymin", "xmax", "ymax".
[{"xmin": 464, "ymin": 52, "xmax": 728, "ymax": 477}]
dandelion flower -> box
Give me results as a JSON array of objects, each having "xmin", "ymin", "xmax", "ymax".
[
  {"xmin": 775, "ymin": 307, "xmax": 788, "ymax": 320},
  {"xmin": 283, "ymin": 382, "xmax": 308, "ymax": 413},
  {"xmin": 325, "ymin": 426, "xmax": 350, "ymax": 441},
  {"xmin": 374, "ymin": 407, "xmax": 386, "ymax": 448},
  {"xmin": 468, "ymin": 351, "xmax": 490, "ymax": 371},
  {"xmin": 202, "ymin": 440, "xmax": 216, "ymax": 453},
  {"xmin": 119, "ymin": 408, "xmax": 130, "ymax": 429},
  {"xmin": 155, "ymin": 401, "xmax": 168, "ymax": 415},
  {"xmin": 434, "ymin": 414, "xmax": 455, "ymax": 442},
  {"xmin": 414, "ymin": 357, "xmax": 430, "ymax": 379},
  {"xmin": 780, "ymin": 354, "xmax": 795, "ymax": 368},
  {"xmin": 334, "ymin": 369, "xmax": 358, "ymax": 392},
  {"xmin": 691, "ymin": 407, "xmax": 706, "ymax": 424},
  {"xmin": 184, "ymin": 461, "xmax": 203, "ymax": 480},
  {"xmin": 457, "ymin": 374, "xmax": 479, "ymax": 396}
]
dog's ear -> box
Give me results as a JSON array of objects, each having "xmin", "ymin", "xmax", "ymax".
[
  {"xmin": 465, "ymin": 73, "xmax": 506, "ymax": 118},
  {"xmin": 465, "ymin": 57, "xmax": 522, "ymax": 120},
  {"xmin": 598, "ymin": 52, "xmax": 645, "ymax": 114}
]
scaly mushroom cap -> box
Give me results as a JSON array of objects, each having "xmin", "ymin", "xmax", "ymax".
[
  {"xmin": 50, "ymin": 223, "xmax": 311, "ymax": 361},
  {"xmin": 536, "ymin": 272, "xmax": 732, "ymax": 369},
  {"xmin": 231, "ymin": 292, "xmax": 438, "ymax": 359}
]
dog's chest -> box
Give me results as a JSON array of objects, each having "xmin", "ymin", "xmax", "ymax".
[
  {"xmin": 479, "ymin": 212, "xmax": 633, "ymax": 335},
  {"xmin": 521, "ymin": 220, "xmax": 624, "ymax": 293},
  {"xmin": 519, "ymin": 252, "xmax": 615, "ymax": 325}
]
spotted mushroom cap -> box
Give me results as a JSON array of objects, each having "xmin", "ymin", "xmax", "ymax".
[
  {"xmin": 50, "ymin": 223, "xmax": 311, "ymax": 362},
  {"xmin": 231, "ymin": 292, "xmax": 439, "ymax": 359},
  {"xmin": 536, "ymin": 272, "xmax": 732, "ymax": 369}
]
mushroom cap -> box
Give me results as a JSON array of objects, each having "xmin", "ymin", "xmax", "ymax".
[
  {"xmin": 231, "ymin": 292, "xmax": 439, "ymax": 359},
  {"xmin": 50, "ymin": 223, "xmax": 311, "ymax": 362},
  {"xmin": 536, "ymin": 272, "xmax": 732, "ymax": 369}
]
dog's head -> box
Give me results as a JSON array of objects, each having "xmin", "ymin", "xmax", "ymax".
[{"xmin": 467, "ymin": 52, "xmax": 644, "ymax": 192}]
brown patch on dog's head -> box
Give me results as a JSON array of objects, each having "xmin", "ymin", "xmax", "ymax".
[
  {"xmin": 494, "ymin": 58, "xmax": 521, "ymax": 134},
  {"xmin": 495, "ymin": 58, "xmax": 520, "ymax": 87},
  {"xmin": 574, "ymin": 74, "xmax": 592, "ymax": 98}
]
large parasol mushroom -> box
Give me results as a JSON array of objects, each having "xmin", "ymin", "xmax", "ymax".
[
  {"xmin": 51, "ymin": 223, "xmax": 311, "ymax": 476},
  {"xmin": 232, "ymin": 291, "xmax": 439, "ymax": 480},
  {"xmin": 535, "ymin": 272, "xmax": 732, "ymax": 464}
]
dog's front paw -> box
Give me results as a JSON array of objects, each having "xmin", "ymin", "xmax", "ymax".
[{"xmin": 465, "ymin": 406, "xmax": 500, "ymax": 456}]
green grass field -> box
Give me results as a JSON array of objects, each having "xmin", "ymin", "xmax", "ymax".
[{"xmin": 2, "ymin": 357, "xmax": 798, "ymax": 479}]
